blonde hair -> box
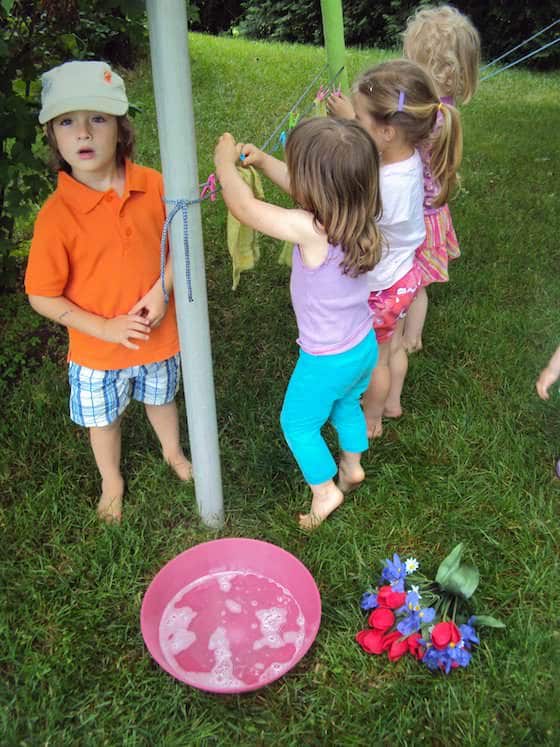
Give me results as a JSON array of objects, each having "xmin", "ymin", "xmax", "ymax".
[
  {"xmin": 403, "ymin": 4, "xmax": 480, "ymax": 104},
  {"xmin": 45, "ymin": 115, "xmax": 135, "ymax": 173},
  {"xmin": 285, "ymin": 117, "xmax": 383, "ymax": 276},
  {"xmin": 355, "ymin": 59, "xmax": 463, "ymax": 207}
]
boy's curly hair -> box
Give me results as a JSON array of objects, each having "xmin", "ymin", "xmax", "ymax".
[{"xmin": 403, "ymin": 4, "xmax": 480, "ymax": 104}]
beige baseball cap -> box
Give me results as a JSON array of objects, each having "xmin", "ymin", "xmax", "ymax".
[{"xmin": 39, "ymin": 60, "xmax": 128, "ymax": 124}]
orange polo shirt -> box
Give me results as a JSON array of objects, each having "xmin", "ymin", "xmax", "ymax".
[{"xmin": 25, "ymin": 160, "xmax": 179, "ymax": 370}]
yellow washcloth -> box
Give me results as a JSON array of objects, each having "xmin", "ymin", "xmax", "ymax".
[{"xmin": 227, "ymin": 165, "xmax": 265, "ymax": 290}]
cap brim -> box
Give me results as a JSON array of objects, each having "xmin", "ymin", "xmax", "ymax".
[{"xmin": 39, "ymin": 96, "xmax": 128, "ymax": 124}]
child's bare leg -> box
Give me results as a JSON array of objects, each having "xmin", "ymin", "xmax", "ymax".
[
  {"xmin": 299, "ymin": 479, "xmax": 344, "ymax": 530},
  {"xmin": 402, "ymin": 287, "xmax": 428, "ymax": 353},
  {"xmin": 89, "ymin": 418, "xmax": 124, "ymax": 523},
  {"xmin": 384, "ymin": 318, "xmax": 407, "ymax": 418},
  {"xmin": 145, "ymin": 401, "xmax": 192, "ymax": 481},
  {"xmin": 337, "ymin": 450, "xmax": 365, "ymax": 493},
  {"xmin": 362, "ymin": 341, "xmax": 391, "ymax": 438}
]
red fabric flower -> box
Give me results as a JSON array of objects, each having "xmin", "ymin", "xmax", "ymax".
[
  {"xmin": 355, "ymin": 629, "xmax": 384, "ymax": 654},
  {"xmin": 431, "ymin": 621, "xmax": 462, "ymax": 650},
  {"xmin": 377, "ymin": 586, "xmax": 407, "ymax": 609},
  {"xmin": 381, "ymin": 630, "xmax": 401, "ymax": 651},
  {"xmin": 387, "ymin": 636, "xmax": 409, "ymax": 662},
  {"xmin": 407, "ymin": 632, "xmax": 424, "ymax": 660},
  {"xmin": 368, "ymin": 607, "xmax": 395, "ymax": 631}
]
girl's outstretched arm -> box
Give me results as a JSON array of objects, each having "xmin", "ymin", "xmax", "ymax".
[
  {"xmin": 536, "ymin": 345, "xmax": 560, "ymax": 400},
  {"xmin": 240, "ymin": 144, "xmax": 291, "ymax": 195},
  {"xmin": 214, "ymin": 133, "xmax": 315, "ymax": 247}
]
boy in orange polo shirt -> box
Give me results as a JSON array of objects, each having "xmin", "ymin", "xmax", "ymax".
[{"xmin": 25, "ymin": 61, "xmax": 192, "ymax": 523}]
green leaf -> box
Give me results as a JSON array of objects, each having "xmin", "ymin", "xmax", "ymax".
[
  {"xmin": 435, "ymin": 543, "xmax": 464, "ymax": 586},
  {"xmin": 1, "ymin": 0, "xmax": 15, "ymax": 14},
  {"xmin": 439, "ymin": 564, "xmax": 480, "ymax": 599},
  {"xmin": 471, "ymin": 615, "xmax": 506, "ymax": 629}
]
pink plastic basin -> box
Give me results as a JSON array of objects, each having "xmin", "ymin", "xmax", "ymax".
[{"xmin": 141, "ymin": 538, "xmax": 321, "ymax": 693}]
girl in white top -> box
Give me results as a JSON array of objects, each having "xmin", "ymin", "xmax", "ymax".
[{"xmin": 329, "ymin": 60, "xmax": 462, "ymax": 437}]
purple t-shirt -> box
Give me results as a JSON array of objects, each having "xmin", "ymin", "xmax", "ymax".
[
  {"xmin": 420, "ymin": 95, "xmax": 454, "ymax": 214},
  {"xmin": 290, "ymin": 243, "xmax": 373, "ymax": 355}
]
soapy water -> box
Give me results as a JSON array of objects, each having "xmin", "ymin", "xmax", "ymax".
[{"xmin": 158, "ymin": 571, "xmax": 306, "ymax": 690}]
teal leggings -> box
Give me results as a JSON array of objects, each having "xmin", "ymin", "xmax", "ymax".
[{"xmin": 280, "ymin": 331, "xmax": 377, "ymax": 485}]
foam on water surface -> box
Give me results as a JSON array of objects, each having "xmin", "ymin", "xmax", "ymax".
[{"xmin": 158, "ymin": 570, "xmax": 307, "ymax": 689}]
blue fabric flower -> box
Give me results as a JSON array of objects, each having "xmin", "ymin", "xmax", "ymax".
[
  {"xmin": 421, "ymin": 638, "xmax": 472, "ymax": 674},
  {"xmin": 459, "ymin": 621, "xmax": 479, "ymax": 648},
  {"xmin": 360, "ymin": 591, "xmax": 378, "ymax": 610},
  {"xmin": 396, "ymin": 605, "xmax": 436, "ymax": 636},
  {"xmin": 381, "ymin": 553, "xmax": 407, "ymax": 588}
]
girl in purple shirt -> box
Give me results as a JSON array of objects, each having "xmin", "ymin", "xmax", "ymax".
[
  {"xmin": 215, "ymin": 118, "xmax": 382, "ymax": 528},
  {"xmin": 402, "ymin": 4, "xmax": 481, "ymax": 353}
]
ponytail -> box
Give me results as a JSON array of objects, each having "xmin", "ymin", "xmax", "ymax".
[{"xmin": 430, "ymin": 102, "xmax": 463, "ymax": 206}]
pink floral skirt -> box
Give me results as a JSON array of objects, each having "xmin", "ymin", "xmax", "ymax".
[{"xmin": 415, "ymin": 204, "xmax": 460, "ymax": 286}]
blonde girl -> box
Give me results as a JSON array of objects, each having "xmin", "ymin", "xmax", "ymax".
[
  {"xmin": 402, "ymin": 4, "xmax": 480, "ymax": 352},
  {"xmin": 350, "ymin": 59, "xmax": 463, "ymax": 438},
  {"xmin": 214, "ymin": 118, "xmax": 382, "ymax": 528}
]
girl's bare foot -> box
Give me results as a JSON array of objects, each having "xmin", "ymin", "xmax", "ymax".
[
  {"xmin": 97, "ymin": 476, "xmax": 124, "ymax": 523},
  {"xmin": 337, "ymin": 462, "xmax": 365, "ymax": 494},
  {"xmin": 367, "ymin": 417, "xmax": 383, "ymax": 439},
  {"xmin": 402, "ymin": 336, "xmax": 422, "ymax": 354},
  {"xmin": 299, "ymin": 483, "xmax": 344, "ymax": 530},
  {"xmin": 165, "ymin": 452, "xmax": 193, "ymax": 481},
  {"xmin": 383, "ymin": 405, "xmax": 403, "ymax": 418}
]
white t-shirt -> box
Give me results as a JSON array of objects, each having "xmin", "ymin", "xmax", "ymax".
[{"xmin": 367, "ymin": 149, "xmax": 426, "ymax": 291}]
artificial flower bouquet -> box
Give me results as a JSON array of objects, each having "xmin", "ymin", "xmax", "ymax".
[{"xmin": 355, "ymin": 544, "xmax": 504, "ymax": 673}]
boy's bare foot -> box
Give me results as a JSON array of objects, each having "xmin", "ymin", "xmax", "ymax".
[
  {"xmin": 337, "ymin": 462, "xmax": 365, "ymax": 493},
  {"xmin": 97, "ymin": 476, "xmax": 124, "ymax": 523},
  {"xmin": 299, "ymin": 484, "xmax": 344, "ymax": 530},
  {"xmin": 165, "ymin": 452, "xmax": 193, "ymax": 481}
]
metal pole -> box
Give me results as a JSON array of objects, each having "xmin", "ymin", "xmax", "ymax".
[
  {"xmin": 320, "ymin": 0, "xmax": 349, "ymax": 92},
  {"xmin": 146, "ymin": 0, "xmax": 224, "ymax": 528}
]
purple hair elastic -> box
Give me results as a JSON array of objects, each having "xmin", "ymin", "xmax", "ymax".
[{"xmin": 397, "ymin": 90, "xmax": 406, "ymax": 112}]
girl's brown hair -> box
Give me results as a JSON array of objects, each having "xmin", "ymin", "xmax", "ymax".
[
  {"xmin": 285, "ymin": 117, "xmax": 382, "ymax": 276},
  {"xmin": 403, "ymin": 4, "xmax": 480, "ymax": 104},
  {"xmin": 45, "ymin": 114, "xmax": 135, "ymax": 173},
  {"xmin": 355, "ymin": 59, "xmax": 463, "ymax": 206}
]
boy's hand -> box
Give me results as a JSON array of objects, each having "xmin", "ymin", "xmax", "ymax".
[
  {"xmin": 101, "ymin": 314, "xmax": 151, "ymax": 350},
  {"xmin": 327, "ymin": 92, "xmax": 355, "ymax": 119},
  {"xmin": 239, "ymin": 143, "xmax": 265, "ymax": 169},
  {"xmin": 214, "ymin": 133, "xmax": 242, "ymax": 168},
  {"xmin": 129, "ymin": 283, "xmax": 168, "ymax": 329}
]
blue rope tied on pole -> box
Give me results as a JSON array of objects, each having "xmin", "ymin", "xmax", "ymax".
[{"xmin": 161, "ymin": 196, "xmax": 200, "ymax": 304}]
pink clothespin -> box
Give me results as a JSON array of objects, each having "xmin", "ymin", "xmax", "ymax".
[
  {"xmin": 316, "ymin": 85, "xmax": 330, "ymax": 101},
  {"xmin": 201, "ymin": 172, "xmax": 217, "ymax": 202},
  {"xmin": 332, "ymin": 84, "xmax": 342, "ymax": 98}
]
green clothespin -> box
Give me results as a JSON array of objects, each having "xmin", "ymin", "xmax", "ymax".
[{"xmin": 288, "ymin": 111, "xmax": 300, "ymax": 130}]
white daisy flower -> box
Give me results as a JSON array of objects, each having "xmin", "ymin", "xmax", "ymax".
[{"xmin": 405, "ymin": 557, "xmax": 419, "ymax": 574}]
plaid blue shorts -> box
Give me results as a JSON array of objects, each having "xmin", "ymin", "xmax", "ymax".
[{"xmin": 68, "ymin": 354, "xmax": 181, "ymax": 427}]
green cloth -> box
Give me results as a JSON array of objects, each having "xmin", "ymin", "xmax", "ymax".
[{"xmin": 227, "ymin": 164, "xmax": 291, "ymax": 289}]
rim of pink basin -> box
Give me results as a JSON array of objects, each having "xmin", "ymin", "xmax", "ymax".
[{"xmin": 140, "ymin": 537, "xmax": 322, "ymax": 693}]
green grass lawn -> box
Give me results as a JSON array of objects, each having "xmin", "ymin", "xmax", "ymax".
[{"xmin": 2, "ymin": 32, "xmax": 560, "ymax": 745}]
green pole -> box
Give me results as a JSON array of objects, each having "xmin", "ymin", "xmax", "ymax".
[{"xmin": 320, "ymin": 0, "xmax": 349, "ymax": 93}]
